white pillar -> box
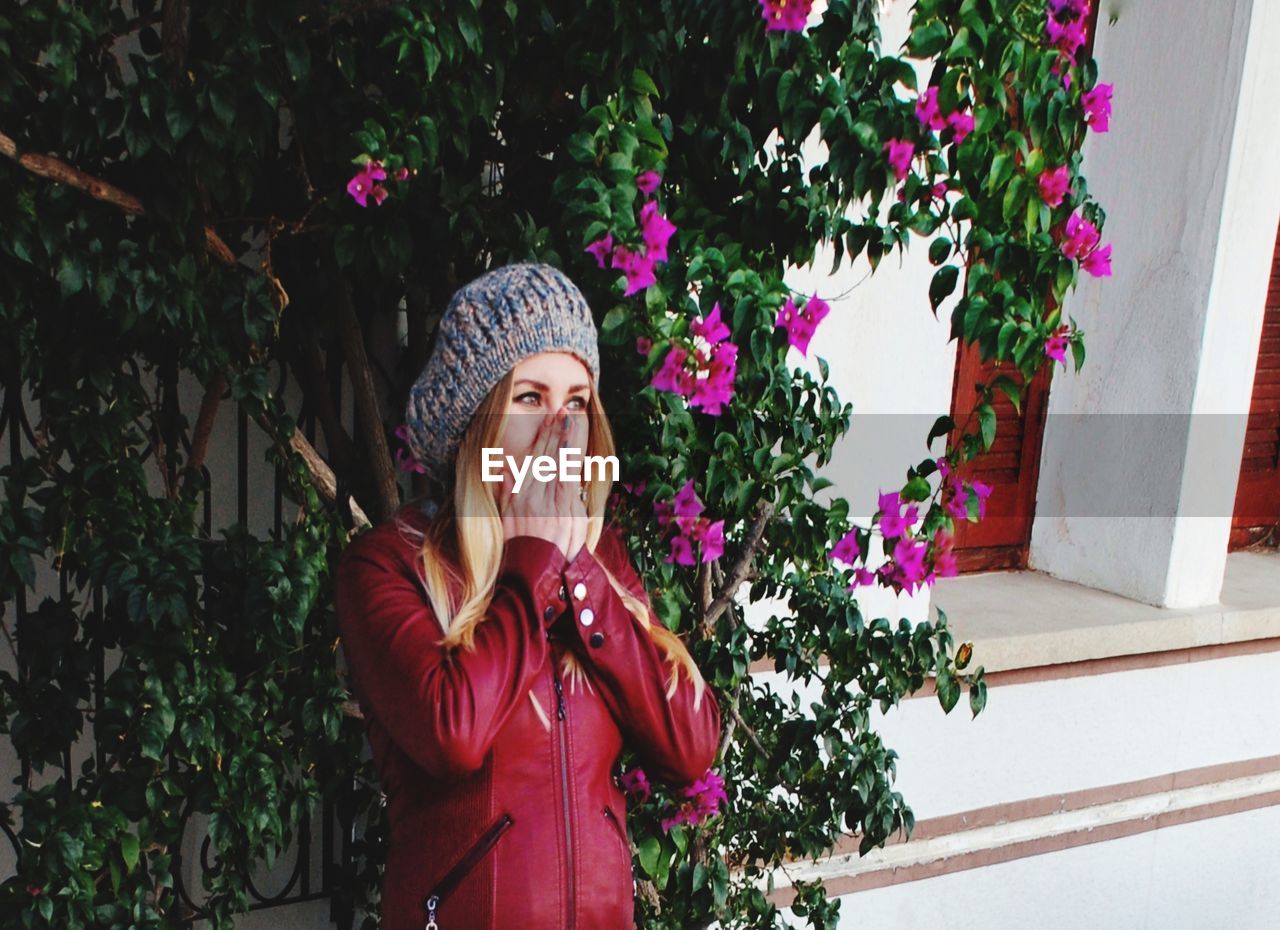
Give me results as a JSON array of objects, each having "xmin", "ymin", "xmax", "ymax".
[{"xmin": 1030, "ymin": 0, "xmax": 1280, "ymax": 606}]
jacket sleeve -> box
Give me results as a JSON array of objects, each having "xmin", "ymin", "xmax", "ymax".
[
  {"xmin": 560, "ymin": 522, "xmax": 722, "ymax": 787},
  {"xmin": 334, "ymin": 530, "xmax": 567, "ymax": 781}
]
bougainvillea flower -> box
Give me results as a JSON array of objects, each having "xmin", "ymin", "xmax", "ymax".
[
  {"xmin": 636, "ymin": 170, "xmax": 662, "ymax": 195},
  {"xmin": 394, "ymin": 166, "xmax": 410, "ymax": 181},
  {"xmin": 636, "ymin": 335, "xmax": 653, "ymax": 356},
  {"xmin": 693, "ymin": 518, "xmax": 726, "ymax": 561},
  {"xmin": 775, "ymin": 294, "xmax": 830, "ymax": 356},
  {"xmin": 892, "ymin": 537, "xmax": 930, "ymax": 593},
  {"xmin": 1046, "ymin": 16, "xmax": 1087, "ymax": 58},
  {"xmin": 393, "ymin": 424, "xmax": 426, "ymax": 475},
  {"xmin": 346, "ymin": 160, "xmax": 388, "ymax": 207},
  {"xmin": 1045, "ymin": 327, "xmax": 1070, "ymax": 367},
  {"xmin": 611, "ymin": 244, "xmax": 657, "ymax": 295},
  {"xmin": 1082, "ymin": 83, "xmax": 1113, "ymax": 132},
  {"xmin": 672, "ymin": 479, "xmax": 705, "ymax": 534},
  {"xmin": 651, "ymin": 345, "xmax": 691, "ymax": 395},
  {"xmin": 914, "ymin": 87, "xmax": 946, "ymax": 132},
  {"xmin": 585, "ymin": 233, "xmax": 615, "ymax": 268},
  {"xmin": 848, "ymin": 567, "xmax": 878, "ymax": 589},
  {"xmin": 665, "ymin": 533, "xmax": 696, "ymax": 566},
  {"xmin": 879, "ymin": 497, "xmax": 920, "ymax": 539},
  {"xmin": 639, "ymin": 200, "xmax": 677, "ymax": 263},
  {"xmin": 944, "ymin": 479, "xmax": 970, "ymax": 520},
  {"xmin": 884, "ymin": 139, "xmax": 915, "ymax": 181},
  {"xmin": 758, "ymin": 0, "xmax": 813, "ymax": 32},
  {"xmin": 689, "ymin": 342, "xmax": 738, "ymax": 415},
  {"xmin": 1081, "ymin": 242, "xmax": 1112, "ymax": 277},
  {"xmin": 619, "ymin": 766, "xmax": 651, "ymax": 802},
  {"xmin": 661, "ymin": 768, "xmax": 728, "ymax": 830},
  {"xmin": 971, "ymin": 479, "xmax": 993, "ymax": 519},
  {"xmin": 1038, "ymin": 165, "xmax": 1071, "ymax": 208},
  {"xmin": 1061, "ymin": 212, "xmax": 1101, "ymax": 259},
  {"xmin": 945, "ymin": 111, "xmax": 974, "ymax": 144},
  {"xmin": 828, "ymin": 529, "xmax": 862, "ymax": 566},
  {"xmin": 691, "ymin": 301, "xmax": 731, "ymax": 345}
]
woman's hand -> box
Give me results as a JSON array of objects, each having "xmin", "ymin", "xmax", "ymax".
[{"xmin": 498, "ymin": 411, "xmax": 589, "ymax": 561}]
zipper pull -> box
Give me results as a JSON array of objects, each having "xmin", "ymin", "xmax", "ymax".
[
  {"xmin": 553, "ymin": 672, "xmax": 566, "ymax": 720},
  {"xmin": 424, "ymin": 893, "xmax": 439, "ymax": 929}
]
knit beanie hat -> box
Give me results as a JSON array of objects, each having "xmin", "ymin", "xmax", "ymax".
[{"xmin": 403, "ymin": 263, "xmax": 601, "ymax": 482}]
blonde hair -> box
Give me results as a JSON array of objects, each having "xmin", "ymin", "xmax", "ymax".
[{"xmin": 399, "ymin": 368, "xmax": 709, "ymax": 731}]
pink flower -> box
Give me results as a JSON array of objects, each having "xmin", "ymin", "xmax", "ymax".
[
  {"xmin": 394, "ymin": 166, "xmax": 410, "ymax": 181},
  {"xmin": 1081, "ymin": 242, "xmax": 1112, "ymax": 277},
  {"xmin": 914, "ymin": 88, "xmax": 946, "ymax": 132},
  {"xmin": 611, "ymin": 244, "xmax": 657, "ymax": 296},
  {"xmin": 892, "ymin": 537, "xmax": 930, "ymax": 593},
  {"xmin": 758, "ymin": 0, "xmax": 813, "ymax": 32},
  {"xmin": 651, "ymin": 345, "xmax": 692, "ymax": 395},
  {"xmin": 943, "ymin": 480, "xmax": 969, "ymax": 520},
  {"xmin": 654, "ymin": 498, "xmax": 674, "ymax": 527},
  {"xmin": 879, "ymin": 497, "xmax": 920, "ymax": 539},
  {"xmin": 936, "ymin": 456, "xmax": 951, "ymax": 479},
  {"xmin": 621, "ymin": 478, "xmax": 647, "ymax": 497},
  {"xmin": 619, "ymin": 767, "xmax": 651, "ymax": 802},
  {"xmin": 934, "ymin": 547, "xmax": 959, "ymax": 579},
  {"xmin": 970, "ymin": 479, "xmax": 993, "ymax": 519},
  {"xmin": 636, "ymin": 170, "xmax": 662, "ymax": 195},
  {"xmin": 689, "ymin": 342, "xmax": 738, "ymax": 415},
  {"xmin": 945, "ymin": 111, "xmax": 974, "ymax": 144},
  {"xmin": 691, "ymin": 302, "xmax": 731, "ymax": 345},
  {"xmin": 1038, "ymin": 166, "xmax": 1071, "ymax": 208},
  {"xmin": 1060, "ymin": 212, "xmax": 1112, "ymax": 277},
  {"xmin": 1045, "ymin": 326, "xmax": 1070, "ymax": 367},
  {"xmin": 884, "ymin": 139, "xmax": 915, "ymax": 181},
  {"xmin": 775, "ymin": 294, "xmax": 830, "ymax": 356},
  {"xmin": 828, "ymin": 529, "xmax": 862, "ymax": 566},
  {"xmin": 393, "ymin": 424, "xmax": 427, "ymax": 475},
  {"xmin": 849, "ymin": 567, "xmax": 878, "ymax": 589},
  {"xmin": 1046, "ymin": 16, "xmax": 1087, "ymax": 58},
  {"xmin": 665, "ymin": 534, "xmax": 696, "ymax": 566},
  {"xmin": 672, "ymin": 479, "xmax": 705, "ymax": 534},
  {"xmin": 346, "ymin": 160, "xmax": 389, "ymax": 207},
  {"xmin": 1082, "ymin": 83, "xmax": 1112, "ymax": 133},
  {"xmin": 636, "ymin": 336, "xmax": 653, "ymax": 356},
  {"xmin": 585, "ymin": 233, "xmax": 615, "ymax": 269},
  {"xmin": 662, "ymin": 768, "xmax": 728, "ymax": 830},
  {"xmin": 639, "ymin": 201, "xmax": 677, "ymax": 263},
  {"xmin": 931, "ymin": 181, "xmax": 950, "ymax": 203},
  {"xmin": 693, "ymin": 518, "xmax": 726, "ymax": 562}
]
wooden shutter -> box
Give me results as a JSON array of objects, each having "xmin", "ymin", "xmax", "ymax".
[
  {"xmin": 1229, "ymin": 221, "xmax": 1280, "ymax": 549},
  {"xmin": 946, "ymin": 348, "xmax": 1052, "ymax": 571}
]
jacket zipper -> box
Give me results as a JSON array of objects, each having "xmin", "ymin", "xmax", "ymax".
[
  {"xmin": 421, "ymin": 812, "xmax": 514, "ymax": 929},
  {"xmin": 553, "ymin": 663, "xmax": 576, "ymax": 930}
]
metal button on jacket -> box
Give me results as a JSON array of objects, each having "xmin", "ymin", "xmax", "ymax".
[
  {"xmin": 589, "ymin": 631, "xmax": 605, "ymax": 648},
  {"xmin": 558, "ymin": 584, "xmax": 567, "ymax": 601},
  {"xmin": 572, "ymin": 581, "xmax": 587, "ymax": 600},
  {"xmin": 579, "ymin": 608, "xmax": 595, "ymax": 626},
  {"xmin": 543, "ymin": 605, "xmax": 556, "ymax": 621}
]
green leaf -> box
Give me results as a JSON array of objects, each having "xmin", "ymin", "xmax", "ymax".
[
  {"xmin": 637, "ymin": 835, "xmax": 662, "ymax": 879},
  {"xmin": 120, "ymin": 833, "xmax": 139, "ymax": 872},
  {"xmin": 629, "ymin": 68, "xmax": 659, "ymax": 97},
  {"xmin": 929, "ymin": 265, "xmax": 959, "ymax": 311},
  {"xmin": 977, "ymin": 402, "xmax": 996, "ymax": 450},
  {"xmin": 927, "ymin": 415, "xmax": 954, "ymax": 448}
]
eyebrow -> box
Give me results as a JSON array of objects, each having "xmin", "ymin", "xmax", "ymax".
[{"xmin": 514, "ymin": 379, "xmax": 591, "ymax": 393}]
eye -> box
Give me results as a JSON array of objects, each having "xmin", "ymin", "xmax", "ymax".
[
  {"xmin": 515, "ymin": 392, "xmax": 542, "ymax": 406},
  {"xmin": 568, "ymin": 395, "xmax": 589, "ymax": 410}
]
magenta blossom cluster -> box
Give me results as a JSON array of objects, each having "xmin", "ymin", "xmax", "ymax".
[
  {"xmin": 883, "ymin": 139, "xmax": 915, "ymax": 182},
  {"xmin": 661, "ymin": 768, "xmax": 728, "ymax": 831},
  {"xmin": 1038, "ymin": 165, "xmax": 1071, "ymax": 208},
  {"xmin": 828, "ymin": 483, "xmax": 973, "ymax": 594},
  {"xmin": 915, "ymin": 88, "xmax": 974, "ymax": 144},
  {"xmin": 759, "ymin": 0, "xmax": 813, "ymax": 32},
  {"xmin": 775, "ymin": 293, "xmax": 830, "ymax": 357},
  {"xmin": 651, "ymin": 302, "xmax": 739, "ymax": 415},
  {"xmin": 938, "ymin": 457, "xmax": 992, "ymax": 525},
  {"xmin": 1060, "ymin": 212, "xmax": 1112, "ymax": 277},
  {"xmin": 1045, "ymin": 0, "xmax": 1090, "ymax": 61},
  {"xmin": 393, "ymin": 424, "xmax": 426, "ymax": 475},
  {"xmin": 619, "ymin": 766, "xmax": 651, "ymax": 802},
  {"xmin": 584, "ymin": 172, "xmax": 677, "ymax": 296},
  {"xmin": 655, "ymin": 479, "xmax": 725, "ymax": 565},
  {"xmin": 346, "ymin": 157, "xmax": 409, "ymax": 208},
  {"xmin": 1082, "ymin": 83, "xmax": 1112, "ymax": 132},
  {"xmin": 1045, "ymin": 323, "xmax": 1071, "ymax": 367}
]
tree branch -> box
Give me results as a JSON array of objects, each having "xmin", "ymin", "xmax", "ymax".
[
  {"xmin": 702, "ymin": 499, "xmax": 774, "ymax": 635},
  {"xmin": 334, "ymin": 278, "xmax": 399, "ymax": 523}
]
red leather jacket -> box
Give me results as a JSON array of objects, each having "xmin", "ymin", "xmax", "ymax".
[{"xmin": 334, "ymin": 501, "xmax": 722, "ymax": 930}]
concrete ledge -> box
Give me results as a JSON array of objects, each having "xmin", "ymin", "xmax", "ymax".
[{"xmin": 931, "ymin": 550, "xmax": 1280, "ymax": 673}]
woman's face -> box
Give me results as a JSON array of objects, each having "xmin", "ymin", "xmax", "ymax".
[{"xmin": 498, "ymin": 351, "xmax": 592, "ymax": 464}]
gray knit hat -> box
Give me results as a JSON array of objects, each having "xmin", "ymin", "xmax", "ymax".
[{"xmin": 403, "ymin": 263, "xmax": 600, "ymax": 481}]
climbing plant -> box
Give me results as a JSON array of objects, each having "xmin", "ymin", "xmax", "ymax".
[{"xmin": 0, "ymin": 0, "xmax": 1109, "ymax": 927}]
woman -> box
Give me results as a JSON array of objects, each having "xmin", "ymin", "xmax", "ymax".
[{"xmin": 334, "ymin": 263, "xmax": 722, "ymax": 930}]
